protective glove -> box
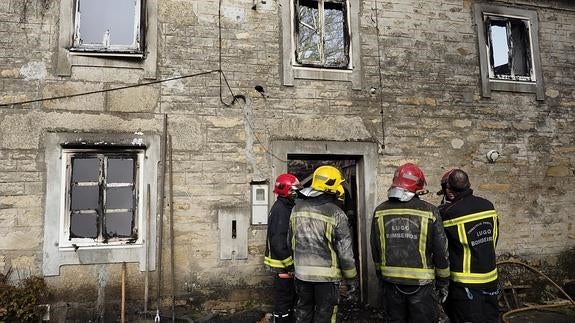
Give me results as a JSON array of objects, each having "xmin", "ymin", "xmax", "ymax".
[
  {"xmin": 345, "ymin": 279, "xmax": 359, "ymax": 302},
  {"xmin": 436, "ymin": 278, "xmax": 449, "ymax": 303}
]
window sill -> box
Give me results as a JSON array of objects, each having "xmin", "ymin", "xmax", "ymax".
[
  {"xmin": 69, "ymin": 50, "xmax": 145, "ymax": 59},
  {"xmin": 59, "ymin": 243, "xmax": 143, "ymax": 251},
  {"xmin": 293, "ymin": 66, "xmax": 352, "ymax": 82}
]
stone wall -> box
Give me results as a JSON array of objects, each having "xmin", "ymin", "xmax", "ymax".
[{"xmin": 0, "ymin": 0, "xmax": 573, "ymax": 318}]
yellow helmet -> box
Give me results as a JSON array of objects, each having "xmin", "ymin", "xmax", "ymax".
[{"xmin": 310, "ymin": 165, "xmax": 345, "ymax": 199}]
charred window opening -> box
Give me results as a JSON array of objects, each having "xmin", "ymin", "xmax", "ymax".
[
  {"xmin": 71, "ymin": 0, "xmax": 144, "ymax": 55},
  {"xmin": 294, "ymin": 0, "xmax": 350, "ymax": 68},
  {"xmin": 486, "ymin": 16, "xmax": 533, "ymax": 82},
  {"xmin": 66, "ymin": 150, "xmax": 141, "ymax": 244}
]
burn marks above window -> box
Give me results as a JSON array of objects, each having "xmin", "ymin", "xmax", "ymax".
[
  {"xmin": 295, "ymin": 0, "xmax": 349, "ymax": 68},
  {"xmin": 474, "ymin": 4, "xmax": 544, "ymax": 100}
]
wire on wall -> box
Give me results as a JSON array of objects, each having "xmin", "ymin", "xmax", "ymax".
[{"xmin": 374, "ymin": 0, "xmax": 386, "ymax": 150}]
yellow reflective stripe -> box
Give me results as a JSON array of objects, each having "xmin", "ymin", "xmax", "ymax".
[
  {"xmin": 458, "ymin": 224, "xmax": 471, "ymax": 273},
  {"xmin": 419, "ymin": 216, "xmax": 428, "ymax": 268},
  {"xmin": 376, "ymin": 209, "xmax": 435, "ymax": 220},
  {"xmin": 296, "ymin": 265, "xmax": 342, "ymax": 278},
  {"xmin": 451, "ymin": 268, "xmax": 498, "ymax": 284},
  {"xmin": 325, "ymin": 221, "xmax": 338, "ymax": 269},
  {"xmin": 342, "ymin": 267, "xmax": 357, "ymax": 279},
  {"xmin": 493, "ymin": 214, "xmax": 498, "ymax": 248},
  {"xmin": 282, "ymin": 256, "xmax": 294, "ymax": 267},
  {"xmin": 443, "ymin": 210, "xmax": 497, "ymax": 227},
  {"xmin": 264, "ymin": 256, "xmax": 293, "ymax": 269},
  {"xmin": 294, "ymin": 211, "xmax": 336, "ymax": 225},
  {"xmin": 378, "ymin": 217, "xmax": 386, "ymax": 266},
  {"xmin": 436, "ymin": 267, "xmax": 451, "ymax": 278},
  {"xmin": 379, "ymin": 266, "xmax": 435, "ymax": 280},
  {"xmin": 331, "ymin": 305, "xmax": 338, "ymax": 323}
]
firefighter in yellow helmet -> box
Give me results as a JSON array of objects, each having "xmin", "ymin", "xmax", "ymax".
[{"xmin": 288, "ymin": 165, "xmax": 357, "ymax": 323}]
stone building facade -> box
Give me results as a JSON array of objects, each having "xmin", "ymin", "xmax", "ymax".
[{"xmin": 0, "ymin": 0, "xmax": 573, "ymax": 320}]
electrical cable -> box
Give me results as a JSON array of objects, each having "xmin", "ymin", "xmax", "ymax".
[
  {"xmin": 0, "ymin": 70, "xmax": 219, "ymax": 107},
  {"xmin": 373, "ymin": 0, "xmax": 386, "ymax": 150}
]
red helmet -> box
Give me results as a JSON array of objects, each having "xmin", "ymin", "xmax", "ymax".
[
  {"xmin": 391, "ymin": 163, "xmax": 426, "ymax": 193},
  {"xmin": 273, "ymin": 173, "xmax": 302, "ymax": 198}
]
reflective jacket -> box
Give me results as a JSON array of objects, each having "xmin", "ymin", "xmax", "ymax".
[
  {"xmin": 288, "ymin": 194, "xmax": 357, "ymax": 282},
  {"xmin": 371, "ymin": 196, "xmax": 450, "ymax": 286},
  {"xmin": 439, "ymin": 189, "xmax": 499, "ymax": 288},
  {"xmin": 264, "ymin": 196, "xmax": 295, "ymax": 272}
]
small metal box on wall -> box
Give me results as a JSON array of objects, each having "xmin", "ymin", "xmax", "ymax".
[{"xmin": 250, "ymin": 180, "xmax": 269, "ymax": 225}]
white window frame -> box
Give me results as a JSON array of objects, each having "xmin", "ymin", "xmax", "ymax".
[
  {"xmin": 474, "ymin": 4, "xmax": 544, "ymax": 100},
  {"xmin": 42, "ymin": 133, "xmax": 160, "ymax": 276},
  {"xmin": 57, "ymin": 0, "xmax": 158, "ymax": 79},
  {"xmin": 281, "ymin": 0, "xmax": 362, "ymax": 89},
  {"xmin": 71, "ymin": 0, "xmax": 143, "ymax": 55},
  {"xmin": 59, "ymin": 149, "xmax": 145, "ymax": 248}
]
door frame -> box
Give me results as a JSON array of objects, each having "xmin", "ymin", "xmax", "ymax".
[{"xmin": 271, "ymin": 140, "xmax": 379, "ymax": 305}]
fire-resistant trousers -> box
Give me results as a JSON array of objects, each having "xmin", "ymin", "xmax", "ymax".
[
  {"xmin": 381, "ymin": 280, "xmax": 438, "ymax": 323},
  {"xmin": 294, "ymin": 278, "xmax": 340, "ymax": 323},
  {"xmin": 443, "ymin": 284, "xmax": 500, "ymax": 323},
  {"xmin": 273, "ymin": 273, "xmax": 296, "ymax": 323}
]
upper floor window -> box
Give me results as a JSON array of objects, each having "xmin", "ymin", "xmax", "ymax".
[
  {"xmin": 474, "ymin": 4, "xmax": 544, "ymax": 100},
  {"xmin": 71, "ymin": 0, "xmax": 143, "ymax": 54},
  {"xmin": 57, "ymin": 0, "xmax": 158, "ymax": 78},
  {"xmin": 281, "ymin": 0, "xmax": 362, "ymax": 89},
  {"xmin": 62, "ymin": 149, "xmax": 144, "ymax": 247},
  {"xmin": 295, "ymin": 0, "xmax": 349, "ymax": 68}
]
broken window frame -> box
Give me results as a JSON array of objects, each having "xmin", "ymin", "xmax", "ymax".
[
  {"xmin": 70, "ymin": 0, "xmax": 145, "ymax": 56},
  {"xmin": 293, "ymin": 0, "xmax": 351, "ymax": 69},
  {"xmin": 473, "ymin": 4, "xmax": 544, "ymax": 100},
  {"xmin": 485, "ymin": 15, "xmax": 534, "ymax": 82},
  {"xmin": 61, "ymin": 148, "xmax": 144, "ymax": 247}
]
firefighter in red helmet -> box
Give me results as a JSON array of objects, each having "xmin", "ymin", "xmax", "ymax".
[
  {"xmin": 371, "ymin": 163, "xmax": 450, "ymax": 323},
  {"xmin": 264, "ymin": 173, "xmax": 302, "ymax": 323}
]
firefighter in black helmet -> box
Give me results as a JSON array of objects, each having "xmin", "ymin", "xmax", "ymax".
[{"xmin": 438, "ymin": 169, "xmax": 500, "ymax": 323}]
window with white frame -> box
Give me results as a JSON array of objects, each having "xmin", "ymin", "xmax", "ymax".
[
  {"xmin": 42, "ymin": 133, "xmax": 160, "ymax": 276},
  {"xmin": 56, "ymin": 0, "xmax": 158, "ymax": 78},
  {"xmin": 474, "ymin": 4, "xmax": 544, "ymax": 100},
  {"xmin": 71, "ymin": 0, "xmax": 143, "ymax": 54},
  {"xmin": 61, "ymin": 150, "xmax": 144, "ymax": 247},
  {"xmin": 281, "ymin": 0, "xmax": 361, "ymax": 89}
]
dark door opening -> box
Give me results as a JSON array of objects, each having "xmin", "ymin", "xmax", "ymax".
[{"xmin": 287, "ymin": 154, "xmax": 363, "ymax": 301}]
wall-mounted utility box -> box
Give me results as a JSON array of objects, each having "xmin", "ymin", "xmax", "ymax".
[
  {"xmin": 218, "ymin": 208, "xmax": 249, "ymax": 260},
  {"xmin": 251, "ymin": 181, "xmax": 269, "ymax": 225}
]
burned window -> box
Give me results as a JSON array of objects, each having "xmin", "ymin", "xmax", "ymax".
[
  {"xmin": 294, "ymin": 0, "xmax": 350, "ymax": 68},
  {"xmin": 71, "ymin": 0, "xmax": 143, "ymax": 54},
  {"xmin": 474, "ymin": 4, "xmax": 544, "ymax": 100},
  {"xmin": 65, "ymin": 150, "xmax": 141, "ymax": 244},
  {"xmin": 486, "ymin": 16, "xmax": 533, "ymax": 82}
]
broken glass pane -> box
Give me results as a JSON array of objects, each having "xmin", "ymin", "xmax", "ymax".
[
  {"xmin": 510, "ymin": 19, "xmax": 530, "ymax": 77},
  {"xmin": 70, "ymin": 212, "xmax": 98, "ymax": 238},
  {"xmin": 105, "ymin": 187, "xmax": 134, "ymax": 209},
  {"xmin": 72, "ymin": 158, "xmax": 99, "ymax": 182},
  {"xmin": 107, "ymin": 158, "xmax": 134, "ymax": 183},
  {"xmin": 71, "ymin": 186, "xmax": 99, "ymax": 210},
  {"xmin": 490, "ymin": 22, "xmax": 510, "ymax": 75},
  {"xmin": 104, "ymin": 211, "xmax": 134, "ymax": 238},
  {"xmin": 297, "ymin": 0, "xmax": 321, "ymax": 65},
  {"xmin": 324, "ymin": 2, "xmax": 347, "ymax": 67},
  {"xmin": 77, "ymin": 0, "xmax": 137, "ymax": 46}
]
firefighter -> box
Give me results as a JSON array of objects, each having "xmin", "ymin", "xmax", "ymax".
[
  {"xmin": 265, "ymin": 173, "xmax": 302, "ymax": 323},
  {"xmin": 288, "ymin": 165, "xmax": 357, "ymax": 323},
  {"xmin": 438, "ymin": 169, "xmax": 500, "ymax": 323},
  {"xmin": 370, "ymin": 163, "xmax": 450, "ymax": 323}
]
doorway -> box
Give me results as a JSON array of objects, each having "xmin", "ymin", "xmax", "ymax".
[{"xmin": 271, "ymin": 140, "xmax": 379, "ymax": 305}]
